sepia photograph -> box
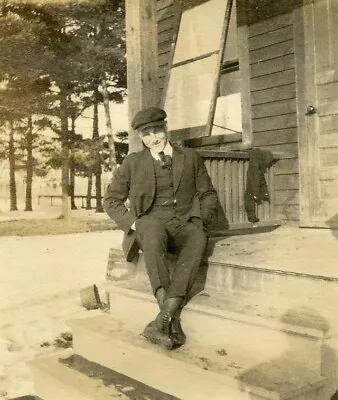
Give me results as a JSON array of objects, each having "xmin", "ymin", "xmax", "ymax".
[{"xmin": 1, "ymin": 0, "xmax": 338, "ymax": 399}]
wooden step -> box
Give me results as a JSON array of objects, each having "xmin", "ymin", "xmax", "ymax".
[{"xmin": 66, "ymin": 285, "xmax": 328, "ymax": 400}]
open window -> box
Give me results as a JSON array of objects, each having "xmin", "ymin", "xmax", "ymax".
[{"xmin": 164, "ymin": 0, "xmax": 241, "ymax": 142}]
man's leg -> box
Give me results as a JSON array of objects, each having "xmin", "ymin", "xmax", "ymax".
[
  {"xmin": 167, "ymin": 221, "xmax": 207, "ymax": 300},
  {"xmin": 161, "ymin": 221, "xmax": 208, "ymax": 345},
  {"xmin": 135, "ymin": 215, "xmax": 174, "ymax": 349},
  {"xmin": 135, "ymin": 215, "xmax": 170, "ymax": 296}
]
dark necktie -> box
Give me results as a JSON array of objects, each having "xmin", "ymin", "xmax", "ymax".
[{"xmin": 158, "ymin": 151, "xmax": 172, "ymax": 169}]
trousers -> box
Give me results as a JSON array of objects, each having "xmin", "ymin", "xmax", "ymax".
[{"xmin": 135, "ymin": 214, "xmax": 207, "ymax": 301}]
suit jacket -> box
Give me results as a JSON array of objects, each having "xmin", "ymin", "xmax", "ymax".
[{"xmin": 103, "ymin": 144, "xmax": 219, "ymax": 260}]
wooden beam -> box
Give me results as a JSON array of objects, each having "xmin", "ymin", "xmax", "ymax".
[
  {"xmin": 293, "ymin": 4, "xmax": 312, "ymax": 226},
  {"xmin": 126, "ymin": 0, "xmax": 160, "ymax": 153},
  {"xmin": 184, "ymin": 132, "xmax": 242, "ymax": 147},
  {"xmin": 237, "ymin": 0, "xmax": 253, "ymax": 147},
  {"xmin": 205, "ymin": 0, "xmax": 234, "ymax": 136}
]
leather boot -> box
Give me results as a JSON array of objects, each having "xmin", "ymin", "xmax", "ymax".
[
  {"xmin": 170, "ymin": 307, "xmax": 186, "ymax": 347},
  {"xmin": 141, "ymin": 287, "xmax": 175, "ymax": 350},
  {"xmin": 156, "ymin": 296, "xmax": 183, "ymax": 335},
  {"xmin": 141, "ymin": 321, "xmax": 173, "ymax": 350}
]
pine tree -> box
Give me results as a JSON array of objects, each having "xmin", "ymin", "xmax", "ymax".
[{"xmin": 0, "ymin": 0, "xmax": 127, "ymax": 215}]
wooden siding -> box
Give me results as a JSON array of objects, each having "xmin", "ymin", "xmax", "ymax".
[
  {"xmin": 156, "ymin": 0, "xmax": 181, "ymax": 103},
  {"xmin": 244, "ymin": 0, "xmax": 302, "ymax": 26},
  {"xmin": 249, "ymin": 12, "xmax": 299, "ymax": 221}
]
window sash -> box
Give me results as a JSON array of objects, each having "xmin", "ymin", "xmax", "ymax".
[{"xmin": 164, "ymin": 0, "xmax": 232, "ymax": 140}]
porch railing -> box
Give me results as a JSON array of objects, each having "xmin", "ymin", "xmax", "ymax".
[{"xmin": 198, "ymin": 150, "xmax": 279, "ymax": 228}]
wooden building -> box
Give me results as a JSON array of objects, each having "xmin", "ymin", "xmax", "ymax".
[{"xmin": 125, "ymin": 0, "xmax": 338, "ymax": 229}]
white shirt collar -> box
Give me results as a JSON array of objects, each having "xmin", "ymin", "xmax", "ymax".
[{"xmin": 150, "ymin": 141, "xmax": 173, "ymax": 160}]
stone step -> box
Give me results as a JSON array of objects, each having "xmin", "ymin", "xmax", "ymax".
[
  {"xmin": 67, "ymin": 285, "xmax": 328, "ymax": 400},
  {"xmin": 29, "ymin": 350, "xmax": 177, "ymax": 400}
]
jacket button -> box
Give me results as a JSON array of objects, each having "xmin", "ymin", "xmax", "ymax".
[{"xmin": 174, "ymin": 199, "xmax": 177, "ymax": 205}]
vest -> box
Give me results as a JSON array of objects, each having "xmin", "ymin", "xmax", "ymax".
[{"xmin": 148, "ymin": 159, "xmax": 176, "ymax": 220}]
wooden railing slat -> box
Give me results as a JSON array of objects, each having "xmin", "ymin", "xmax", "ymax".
[
  {"xmin": 268, "ymin": 165, "xmax": 276, "ymax": 219},
  {"xmin": 225, "ymin": 160, "xmax": 233, "ymax": 223},
  {"xmin": 237, "ymin": 161, "xmax": 243, "ymax": 223},
  {"xmin": 218, "ymin": 159, "xmax": 225, "ymax": 210},
  {"xmin": 231, "ymin": 161, "xmax": 239, "ymax": 223}
]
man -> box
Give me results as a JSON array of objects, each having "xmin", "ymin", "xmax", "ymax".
[{"xmin": 103, "ymin": 107, "xmax": 219, "ymax": 349}]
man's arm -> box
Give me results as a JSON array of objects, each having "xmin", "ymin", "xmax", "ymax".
[
  {"xmin": 103, "ymin": 158, "xmax": 136, "ymax": 233},
  {"xmin": 194, "ymin": 152, "xmax": 219, "ymax": 227}
]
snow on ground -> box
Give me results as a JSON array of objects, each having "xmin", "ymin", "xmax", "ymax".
[
  {"xmin": 0, "ymin": 229, "xmax": 123, "ymax": 399},
  {"xmin": 0, "ymin": 231, "xmax": 123, "ymax": 310}
]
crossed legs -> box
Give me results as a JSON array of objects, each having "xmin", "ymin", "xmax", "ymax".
[{"xmin": 136, "ymin": 215, "xmax": 207, "ymax": 348}]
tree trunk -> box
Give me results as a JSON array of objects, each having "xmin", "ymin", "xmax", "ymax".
[
  {"xmin": 93, "ymin": 85, "xmax": 103, "ymax": 213},
  {"xmin": 101, "ymin": 75, "xmax": 117, "ymax": 173},
  {"xmin": 70, "ymin": 115, "xmax": 77, "ymax": 210},
  {"xmin": 8, "ymin": 120, "xmax": 18, "ymax": 211},
  {"xmin": 59, "ymin": 88, "xmax": 70, "ymax": 220},
  {"xmin": 95, "ymin": 165, "xmax": 103, "ymax": 213},
  {"xmin": 70, "ymin": 160, "xmax": 76, "ymax": 209},
  {"xmin": 25, "ymin": 116, "xmax": 33, "ymax": 211},
  {"xmin": 86, "ymin": 171, "xmax": 92, "ymax": 210}
]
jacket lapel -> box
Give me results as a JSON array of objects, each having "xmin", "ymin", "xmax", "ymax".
[
  {"xmin": 143, "ymin": 149, "xmax": 156, "ymax": 197},
  {"xmin": 172, "ymin": 145, "xmax": 185, "ymax": 193}
]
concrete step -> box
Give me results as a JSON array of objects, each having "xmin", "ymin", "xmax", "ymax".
[
  {"xmin": 29, "ymin": 349, "xmax": 177, "ymax": 400},
  {"xmin": 67, "ymin": 284, "xmax": 328, "ymax": 400},
  {"xmin": 208, "ymin": 243, "xmax": 338, "ymax": 329},
  {"xmin": 29, "ymin": 350, "xmax": 124, "ymax": 400}
]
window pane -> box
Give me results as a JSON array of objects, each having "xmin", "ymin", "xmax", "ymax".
[
  {"xmin": 173, "ymin": 0, "xmax": 228, "ymax": 63},
  {"xmin": 166, "ymin": 55, "xmax": 219, "ymax": 131},
  {"xmin": 219, "ymin": 68, "xmax": 240, "ymax": 97},
  {"xmin": 214, "ymin": 69, "xmax": 242, "ymax": 136},
  {"xmin": 212, "ymin": 93, "xmax": 242, "ymax": 135},
  {"xmin": 164, "ymin": 0, "xmax": 230, "ymax": 137}
]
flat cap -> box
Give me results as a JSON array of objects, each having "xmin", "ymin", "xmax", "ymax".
[{"xmin": 131, "ymin": 107, "xmax": 167, "ymax": 131}]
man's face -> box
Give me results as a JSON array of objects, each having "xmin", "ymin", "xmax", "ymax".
[{"xmin": 140, "ymin": 125, "xmax": 167, "ymax": 153}]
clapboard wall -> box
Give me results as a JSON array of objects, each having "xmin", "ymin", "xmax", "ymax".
[
  {"xmin": 248, "ymin": 12, "xmax": 299, "ymax": 221},
  {"xmin": 156, "ymin": 0, "xmax": 180, "ymax": 103}
]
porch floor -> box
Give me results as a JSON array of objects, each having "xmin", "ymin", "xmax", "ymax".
[{"xmin": 209, "ymin": 223, "xmax": 338, "ymax": 280}]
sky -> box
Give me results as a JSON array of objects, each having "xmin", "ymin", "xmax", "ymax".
[{"xmin": 75, "ymin": 100, "xmax": 129, "ymax": 139}]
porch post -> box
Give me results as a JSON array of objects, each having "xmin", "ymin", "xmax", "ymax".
[{"xmin": 125, "ymin": 0, "xmax": 160, "ymax": 153}]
